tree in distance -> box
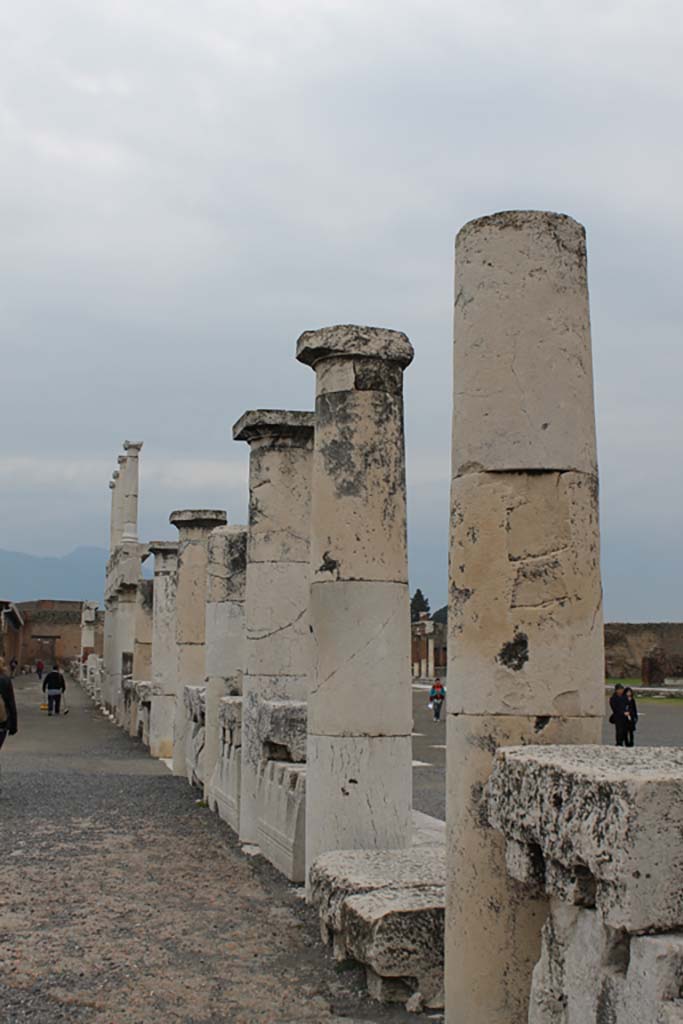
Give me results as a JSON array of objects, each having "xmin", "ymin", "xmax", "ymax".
[{"xmin": 410, "ymin": 588, "xmax": 430, "ymax": 622}]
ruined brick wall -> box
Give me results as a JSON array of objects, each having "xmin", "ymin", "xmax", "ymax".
[
  {"xmin": 16, "ymin": 600, "xmax": 83, "ymax": 665},
  {"xmin": 605, "ymin": 623, "xmax": 683, "ymax": 679}
]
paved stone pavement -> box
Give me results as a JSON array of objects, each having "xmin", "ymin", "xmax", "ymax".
[
  {"xmin": 1, "ymin": 675, "xmax": 430, "ymax": 1024},
  {"xmin": 410, "ymin": 683, "xmax": 683, "ymax": 821}
]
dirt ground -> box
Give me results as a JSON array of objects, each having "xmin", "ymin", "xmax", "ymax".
[{"xmin": 0, "ymin": 675, "xmax": 431, "ymax": 1024}]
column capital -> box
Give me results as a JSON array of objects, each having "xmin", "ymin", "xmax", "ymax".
[
  {"xmin": 170, "ymin": 509, "xmax": 227, "ymax": 533},
  {"xmin": 296, "ymin": 324, "xmax": 414, "ymax": 370},
  {"xmin": 232, "ymin": 409, "xmax": 314, "ymax": 446},
  {"xmin": 123, "ymin": 440, "xmax": 143, "ymax": 455},
  {"xmin": 148, "ymin": 540, "xmax": 179, "ymax": 557}
]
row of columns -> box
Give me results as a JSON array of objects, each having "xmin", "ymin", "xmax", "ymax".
[{"xmin": 98, "ymin": 209, "xmax": 603, "ymax": 1024}]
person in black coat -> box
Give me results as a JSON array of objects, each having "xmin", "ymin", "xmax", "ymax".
[
  {"xmin": 609, "ymin": 683, "xmax": 629, "ymax": 747},
  {"xmin": 43, "ymin": 664, "xmax": 66, "ymax": 716},
  {"xmin": 0, "ymin": 657, "xmax": 19, "ymax": 765},
  {"xmin": 623, "ymin": 686, "xmax": 639, "ymax": 748}
]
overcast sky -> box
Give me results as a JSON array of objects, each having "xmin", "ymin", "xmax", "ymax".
[{"xmin": 2, "ymin": 0, "xmax": 682, "ymax": 620}]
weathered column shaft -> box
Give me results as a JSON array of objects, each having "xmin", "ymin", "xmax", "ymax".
[
  {"xmin": 112, "ymin": 583, "xmax": 137, "ymax": 715},
  {"xmin": 296, "ymin": 325, "xmax": 414, "ymax": 874},
  {"xmin": 233, "ymin": 410, "xmax": 314, "ymax": 845},
  {"xmin": 203, "ymin": 525, "xmax": 247, "ymax": 802},
  {"xmin": 132, "ymin": 579, "xmax": 153, "ymax": 682},
  {"xmin": 113, "ymin": 456, "xmax": 127, "ymax": 548},
  {"xmin": 109, "ymin": 473, "xmax": 120, "ymax": 553},
  {"xmin": 122, "ymin": 441, "xmax": 142, "ymax": 543},
  {"xmin": 170, "ymin": 509, "xmax": 227, "ymax": 777},
  {"xmin": 445, "ymin": 211, "xmax": 604, "ymax": 1023},
  {"xmin": 148, "ymin": 541, "xmax": 178, "ymax": 760}
]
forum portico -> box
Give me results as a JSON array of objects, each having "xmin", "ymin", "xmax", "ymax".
[{"xmin": 79, "ymin": 211, "xmax": 681, "ymax": 1022}]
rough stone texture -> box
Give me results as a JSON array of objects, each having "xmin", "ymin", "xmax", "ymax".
[
  {"xmin": 183, "ymin": 685, "xmax": 207, "ymax": 788},
  {"xmin": 529, "ymin": 900, "xmax": 683, "ymax": 1024},
  {"xmin": 209, "ymin": 696, "xmax": 243, "ymax": 831},
  {"xmin": 604, "ymin": 622, "xmax": 683, "ymax": 680},
  {"xmin": 446, "ymin": 210, "xmax": 604, "ymax": 1024},
  {"xmin": 307, "ymin": 735, "xmax": 413, "ymax": 863},
  {"xmin": 148, "ymin": 694, "xmax": 174, "ymax": 759},
  {"xmin": 448, "ymin": 470, "xmax": 603, "ymax": 717},
  {"xmin": 486, "ymin": 745, "xmax": 683, "ymax": 933},
  {"xmin": 147, "ymin": 542, "xmax": 178, "ymax": 760},
  {"xmin": 446, "ymin": 714, "xmax": 602, "ymax": 1023},
  {"xmin": 132, "ymin": 580, "xmax": 153, "ymax": 684},
  {"xmin": 311, "ymin": 845, "xmax": 444, "ymax": 1009},
  {"xmin": 234, "ymin": 410, "xmax": 314, "ymax": 846},
  {"xmin": 203, "ymin": 525, "xmax": 247, "ymax": 803},
  {"xmin": 121, "ymin": 440, "xmax": 142, "ymax": 542},
  {"xmin": 170, "ymin": 510, "xmax": 226, "ymax": 778},
  {"xmin": 452, "ymin": 211, "xmax": 596, "ymax": 476},
  {"xmin": 255, "ymin": 699, "xmax": 307, "ymax": 762},
  {"xmin": 298, "ymin": 325, "xmax": 414, "ymax": 874},
  {"xmin": 256, "ymin": 761, "xmax": 306, "ymax": 883}
]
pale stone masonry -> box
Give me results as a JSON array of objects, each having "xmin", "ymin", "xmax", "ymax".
[
  {"xmin": 486, "ymin": 746, "xmax": 683, "ymax": 1024},
  {"xmin": 147, "ymin": 541, "xmax": 178, "ymax": 759},
  {"xmin": 446, "ymin": 212, "xmax": 604, "ymax": 1023},
  {"xmin": 203, "ymin": 525, "xmax": 247, "ymax": 803},
  {"xmin": 296, "ymin": 325, "xmax": 414, "ymax": 874},
  {"xmin": 233, "ymin": 410, "xmax": 314, "ymax": 845},
  {"xmin": 121, "ymin": 441, "xmax": 142, "ymax": 543},
  {"xmin": 170, "ymin": 509, "xmax": 227, "ymax": 777}
]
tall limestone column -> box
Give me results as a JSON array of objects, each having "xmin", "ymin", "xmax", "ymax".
[
  {"xmin": 122, "ymin": 441, "xmax": 142, "ymax": 543},
  {"xmin": 113, "ymin": 456, "xmax": 127, "ymax": 546},
  {"xmin": 233, "ymin": 410, "xmax": 314, "ymax": 845},
  {"xmin": 148, "ymin": 541, "xmax": 178, "ymax": 758},
  {"xmin": 203, "ymin": 525, "xmax": 248, "ymax": 802},
  {"xmin": 296, "ymin": 325, "xmax": 414, "ymax": 873},
  {"xmin": 109, "ymin": 471, "xmax": 120, "ymax": 551},
  {"xmin": 132, "ymin": 578, "xmax": 153, "ymax": 683},
  {"xmin": 446, "ymin": 211, "xmax": 604, "ymax": 1023},
  {"xmin": 170, "ymin": 509, "xmax": 227, "ymax": 777}
]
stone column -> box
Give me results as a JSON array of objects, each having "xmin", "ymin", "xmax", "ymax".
[
  {"xmin": 122, "ymin": 441, "xmax": 142, "ymax": 543},
  {"xmin": 132, "ymin": 579, "xmax": 153, "ymax": 682},
  {"xmin": 148, "ymin": 541, "xmax": 178, "ymax": 759},
  {"xmin": 109, "ymin": 472, "xmax": 120, "ymax": 552},
  {"xmin": 233, "ymin": 410, "xmax": 314, "ymax": 845},
  {"xmin": 296, "ymin": 325, "xmax": 414, "ymax": 873},
  {"xmin": 113, "ymin": 456, "xmax": 127, "ymax": 547},
  {"xmin": 170, "ymin": 509, "xmax": 227, "ymax": 777},
  {"xmin": 203, "ymin": 525, "xmax": 247, "ymax": 802},
  {"xmin": 427, "ymin": 633, "xmax": 435, "ymax": 679},
  {"xmin": 113, "ymin": 583, "xmax": 137, "ymax": 719},
  {"xmin": 445, "ymin": 211, "xmax": 604, "ymax": 1023}
]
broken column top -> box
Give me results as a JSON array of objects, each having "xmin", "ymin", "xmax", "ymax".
[
  {"xmin": 148, "ymin": 540, "xmax": 179, "ymax": 557},
  {"xmin": 123, "ymin": 440, "xmax": 143, "ymax": 453},
  {"xmin": 296, "ymin": 324, "xmax": 414, "ymax": 369},
  {"xmin": 453, "ymin": 208, "xmax": 596, "ymax": 477},
  {"xmin": 232, "ymin": 409, "xmax": 314, "ymax": 444},
  {"xmin": 169, "ymin": 509, "xmax": 228, "ymax": 529},
  {"xmin": 486, "ymin": 745, "xmax": 683, "ymax": 933}
]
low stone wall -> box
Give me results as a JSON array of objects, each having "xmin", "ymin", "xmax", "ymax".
[
  {"xmin": 486, "ymin": 745, "xmax": 683, "ymax": 1023},
  {"xmin": 208, "ymin": 696, "xmax": 242, "ymax": 830},
  {"xmin": 605, "ymin": 621, "xmax": 683, "ymax": 679},
  {"xmin": 183, "ymin": 686, "xmax": 206, "ymax": 788}
]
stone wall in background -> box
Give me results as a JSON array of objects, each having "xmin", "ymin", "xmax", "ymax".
[{"xmin": 604, "ymin": 622, "xmax": 683, "ymax": 679}]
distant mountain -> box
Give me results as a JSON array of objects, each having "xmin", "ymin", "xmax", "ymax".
[{"xmin": 0, "ymin": 547, "xmax": 108, "ymax": 603}]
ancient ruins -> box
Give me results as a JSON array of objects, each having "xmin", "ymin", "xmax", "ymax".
[{"xmin": 75, "ymin": 210, "xmax": 683, "ymax": 1022}]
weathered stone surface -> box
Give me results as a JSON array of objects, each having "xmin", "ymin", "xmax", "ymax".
[
  {"xmin": 183, "ymin": 685, "xmax": 206, "ymax": 724},
  {"xmin": 310, "ymin": 844, "xmax": 444, "ymax": 1009},
  {"xmin": 529, "ymin": 899, "xmax": 683, "ymax": 1024},
  {"xmin": 208, "ymin": 696, "xmax": 243, "ymax": 830},
  {"xmin": 452, "ymin": 211, "xmax": 596, "ymax": 476},
  {"xmin": 235, "ymin": 411, "xmax": 313, "ymax": 846},
  {"xmin": 307, "ymin": 580, "xmax": 412, "ymax": 736},
  {"xmin": 300, "ymin": 324, "xmax": 413, "ymax": 874},
  {"xmin": 306, "ymin": 734, "xmax": 413, "ymax": 870},
  {"xmin": 148, "ymin": 694, "xmax": 174, "ymax": 759},
  {"xmin": 256, "ymin": 761, "xmax": 306, "ymax": 882},
  {"xmin": 255, "ymin": 699, "xmax": 307, "ymax": 762},
  {"xmin": 448, "ymin": 470, "xmax": 604, "ymax": 717},
  {"xmin": 487, "ymin": 745, "xmax": 683, "ymax": 933},
  {"xmin": 446, "ymin": 714, "xmax": 602, "ymax": 1024}
]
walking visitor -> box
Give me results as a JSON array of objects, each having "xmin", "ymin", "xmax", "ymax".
[
  {"xmin": 429, "ymin": 678, "xmax": 446, "ymax": 721},
  {"xmin": 609, "ymin": 683, "xmax": 629, "ymax": 747},
  {"xmin": 43, "ymin": 664, "xmax": 66, "ymax": 716},
  {"xmin": 623, "ymin": 686, "xmax": 639, "ymax": 747}
]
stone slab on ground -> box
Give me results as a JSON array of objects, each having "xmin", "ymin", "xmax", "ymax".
[
  {"xmin": 486, "ymin": 745, "xmax": 683, "ymax": 933},
  {"xmin": 310, "ymin": 844, "xmax": 445, "ymax": 1010}
]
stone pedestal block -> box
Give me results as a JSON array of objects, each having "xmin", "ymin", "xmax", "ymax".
[
  {"xmin": 208, "ymin": 696, "xmax": 243, "ymax": 831},
  {"xmin": 256, "ymin": 761, "xmax": 306, "ymax": 882}
]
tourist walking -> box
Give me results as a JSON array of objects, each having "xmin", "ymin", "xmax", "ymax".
[
  {"xmin": 36, "ymin": 659, "xmax": 44, "ymax": 681},
  {"xmin": 609, "ymin": 683, "xmax": 628, "ymax": 747},
  {"xmin": 43, "ymin": 664, "xmax": 66, "ymax": 716},
  {"xmin": 429, "ymin": 679, "xmax": 446, "ymax": 721},
  {"xmin": 623, "ymin": 686, "xmax": 639, "ymax": 747},
  {"xmin": 0, "ymin": 657, "xmax": 18, "ymax": 788},
  {"xmin": 9, "ymin": 657, "xmax": 18, "ymax": 677}
]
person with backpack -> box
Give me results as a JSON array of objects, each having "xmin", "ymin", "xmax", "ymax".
[
  {"xmin": 0, "ymin": 657, "xmax": 19, "ymax": 772},
  {"xmin": 429, "ymin": 678, "xmax": 447, "ymax": 721},
  {"xmin": 43, "ymin": 664, "xmax": 66, "ymax": 716}
]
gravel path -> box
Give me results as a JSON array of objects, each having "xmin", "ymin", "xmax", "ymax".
[{"xmin": 1, "ymin": 676, "xmax": 428, "ymax": 1024}]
